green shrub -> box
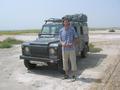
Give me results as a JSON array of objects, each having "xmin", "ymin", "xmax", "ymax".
[
  {"xmin": 0, "ymin": 38, "xmax": 23, "ymax": 48},
  {"xmin": 0, "ymin": 42, "xmax": 12, "ymax": 48},
  {"xmin": 109, "ymin": 29, "xmax": 115, "ymax": 32},
  {"xmin": 3, "ymin": 38, "xmax": 23, "ymax": 44},
  {"xmin": 89, "ymin": 43, "xmax": 102, "ymax": 53}
]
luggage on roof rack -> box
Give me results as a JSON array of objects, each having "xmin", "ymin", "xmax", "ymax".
[
  {"xmin": 45, "ymin": 14, "xmax": 87, "ymax": 24},
  {"xmin": 62, "ymin": 14, "xmax": 87, "ymax": 22}
]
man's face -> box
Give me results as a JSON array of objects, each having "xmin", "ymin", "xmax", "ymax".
[{"xmin": 63, "ymin": 20, "xmax": 70, "ymax": 27}]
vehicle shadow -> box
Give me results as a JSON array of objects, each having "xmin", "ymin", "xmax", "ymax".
[
  {"xmin": 77, "ymin": 53, "xmax": 107, "ymax": 75},
  {"xmin": 28, "ymin": 53, "xmax": 107, "ymax": 79}
]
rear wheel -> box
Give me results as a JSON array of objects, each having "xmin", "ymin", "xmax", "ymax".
[
  {"xmin": 24, "ymin": 60, "xmax": 36, "ymax": 70},
  {"xmin": 81, "ymin": 45, "xmax": 88, "ymax": 58}
]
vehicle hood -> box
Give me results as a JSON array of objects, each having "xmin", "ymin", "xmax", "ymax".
[{"xmin": 30, "ymin": 37, "xmax": 59, "ymax": 45}]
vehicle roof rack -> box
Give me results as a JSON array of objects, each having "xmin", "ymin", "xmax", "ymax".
[
  {"xmin": 45, "ymin": 14, "xmax": 87, "ymax": 24},
  {"xmin": 45, "ymin": 18, "xmax": 62, "ymax": 24}
]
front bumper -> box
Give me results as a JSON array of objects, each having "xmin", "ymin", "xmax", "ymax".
[{"xmin": 20, "ymin": 55, "xmax": 60, "ymax": 63}]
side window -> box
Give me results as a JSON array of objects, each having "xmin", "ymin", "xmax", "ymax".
[
  {"xmin": 74, "ymin": 26, "xmax": 79, "ymax": 38},
  {"xmin": 80, "ymin": 26, "xmax": 83, "ymax": 35},
  {"xmin": 83, "ymin": 26, "xmax": 88, "ymax": 34},
  {"xmin": 74, "ymin": 26, "xmax": 77, "ymax": 33}
]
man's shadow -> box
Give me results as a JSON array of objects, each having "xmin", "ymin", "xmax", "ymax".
[{"xmin": 27, "ymin": 53, "xmax": 107, "ymax": 80}]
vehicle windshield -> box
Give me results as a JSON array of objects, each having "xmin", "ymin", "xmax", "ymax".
[{"xmin": 40, "ymin": 24, "xmax": 63, "ymax": 37}]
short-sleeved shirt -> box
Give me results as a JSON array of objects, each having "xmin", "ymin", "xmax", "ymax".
[{"xmin": 59, "ymin": 26, "xmax": 78, "ymax": 51}]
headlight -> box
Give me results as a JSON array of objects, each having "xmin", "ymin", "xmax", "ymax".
[
  {"xmin": 25, "ymin": 47, "xmax": 29, "ymax": 52},
  {"xmin": 49, "ymin": 48, "xmax": 55, "ymax": 55},
  {"xmin": 49, "ymin": 48, "xmax": 57, "ymax": 59},
  {"xmin": 24, "ymin": 47, "xmax": 30, "ymax": 55}
]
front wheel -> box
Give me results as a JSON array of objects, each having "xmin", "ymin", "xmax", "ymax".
[
  {"xmin": 24, "ymin": 60, "xmax": 36, "ymax": 70},
  {"xmin": 57, "ymin": 61, "xmax": 65, "ymax": 74}
]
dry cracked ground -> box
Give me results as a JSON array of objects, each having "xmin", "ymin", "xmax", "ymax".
[{"xmin": 0, "ymin": 30, "xmax": 120, "ymax": 90}]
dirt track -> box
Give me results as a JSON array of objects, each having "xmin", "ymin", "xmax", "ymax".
[{"xmin": 0, "ymin": 31, "xmax": 120, "ymax": 90}]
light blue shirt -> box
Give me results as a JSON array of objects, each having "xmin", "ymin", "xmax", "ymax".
[{"xmin": 59, "ymin": 26, "xmax": 78, "ymax": 51}]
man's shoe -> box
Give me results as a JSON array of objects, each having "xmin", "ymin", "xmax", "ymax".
[
  {"xmin": 63, "ymin": 75, "xmax": 69, "ymax": 79},
  {"xmin": 71, "ymin": 75, "xmax": 76, "ymax": 82}
]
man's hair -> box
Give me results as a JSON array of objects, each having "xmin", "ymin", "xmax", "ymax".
[{"xmin": 62, "ymin": 17, "xmax": 70, "ymax": 22}]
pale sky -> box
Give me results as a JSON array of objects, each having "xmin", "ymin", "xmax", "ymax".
[{"xmin": 0, "ymin": 0, "xmax": 120, "ymax": 30}]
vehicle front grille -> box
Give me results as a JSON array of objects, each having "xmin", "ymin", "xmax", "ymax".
[{"xmin": 30, "ymin": 45, "xmax": 48, "ymax": 58}]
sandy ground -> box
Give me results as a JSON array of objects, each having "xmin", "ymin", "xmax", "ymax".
[{"xmin": 0, "ymin": 31, "xmax": 120, "ymax": 90}]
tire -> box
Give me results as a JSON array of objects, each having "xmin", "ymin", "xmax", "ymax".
[
  {"xmin": 47, "ymin": 62, "xmax": 58, "ymax": 70},
  {"xmin": 47, "ymin": 62, "xmax": 51, "ymax": 66},
  {"xmin": 57, "ymin": 61, "xmax": 65, "ymax": 74},
  {"xmin": 81, "ymin": 45, "xmax": 88, "ymax": 58},
  {"xmin": 24, "ymin": 60, "xmax": 36, "ymax": 70}
]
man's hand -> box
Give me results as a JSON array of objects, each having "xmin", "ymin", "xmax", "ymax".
[
  {"xmin": 64, "ymin": 45, "xmax": 73, "ymax": 48},
  {"xmin": 62, "ymin": 42, "xmax": 73, "ymax": 48},
  {"xmin": 60, "ymin": 41, "xmax": 75, "ymax": 48},
  {"xmin": 65, "ymin": 43, "xmax": 73, "ymax": 48},
  {"xmin": 60, "ymin": 41, "xmax": 66, "ymax": 46}
]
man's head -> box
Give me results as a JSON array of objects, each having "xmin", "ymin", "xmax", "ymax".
[{"xmin": 63, "ymin": 18, "xmax": 70, "ymax": 28}]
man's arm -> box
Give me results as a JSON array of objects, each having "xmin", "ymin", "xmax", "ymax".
[
  {"xmin": 60, "ymin": 38, "xmax": 65, "ymax": 46},
  {"xmin": 59, "ymin": 30, "xmax": 65, "ymax": 46}
]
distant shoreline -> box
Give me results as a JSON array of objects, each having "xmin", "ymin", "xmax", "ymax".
[
  {"xmin": 0, "ymin": 29, "xmax": 40, "ymax": 35},
  {"xmin": 0, "ymin": 27, "xmax": 120, "ymax": 31},
  {"xmin": 0, "ymin": 29, "xmax": 41, "ymax": 31},
  {"xmin": 0, "ymin": 28, "xmax": 120, "ymax": 35}
]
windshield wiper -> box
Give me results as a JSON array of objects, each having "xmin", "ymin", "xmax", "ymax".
[
  {"xmin": 38, "ymin": 33, "xmax": 59, "ymax": 38},
  {"xmin": 40, "ymin": 34, "xmax": 58, "ymax": 35}
]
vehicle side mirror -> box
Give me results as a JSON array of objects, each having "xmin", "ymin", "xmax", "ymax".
[{"xmin": 38, "ymin": 33, "xmax": 41, "ymax": 37}]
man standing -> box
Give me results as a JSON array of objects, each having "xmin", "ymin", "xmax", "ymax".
[{"xmin": 59, "ymin": 18, "xmax": 78, "ymax": 80}]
